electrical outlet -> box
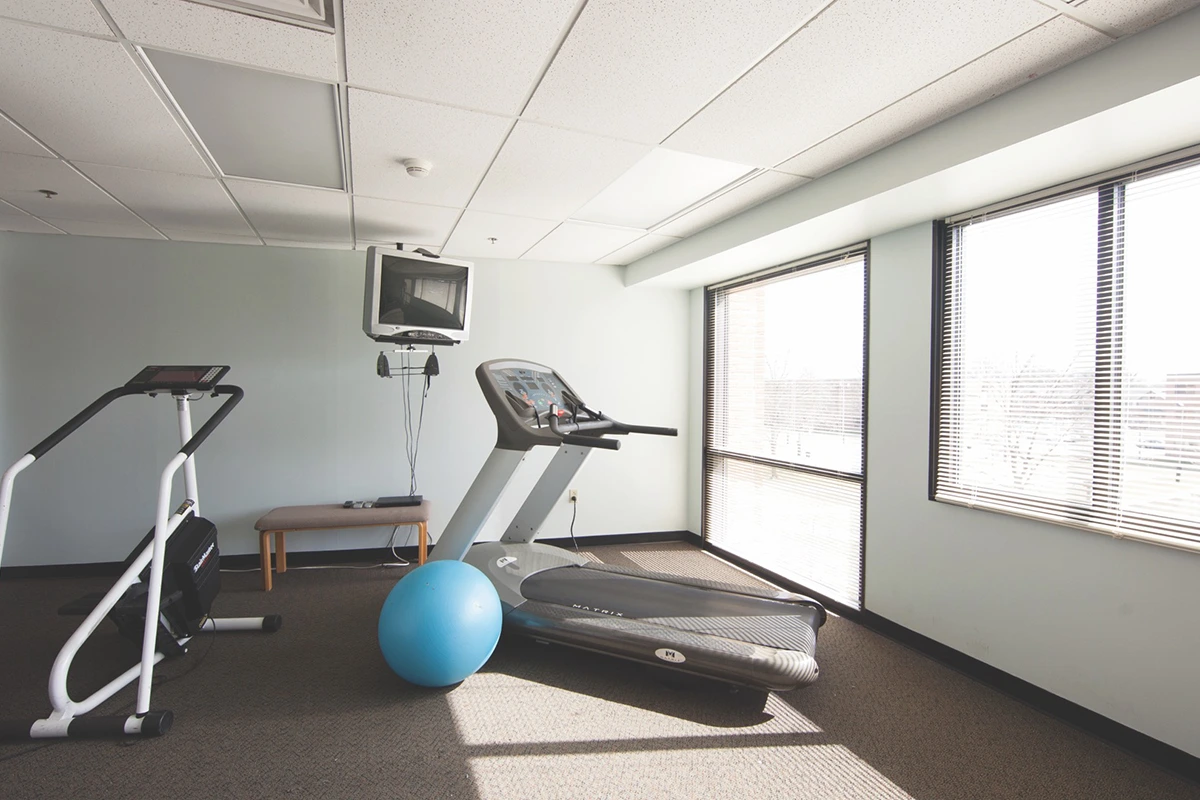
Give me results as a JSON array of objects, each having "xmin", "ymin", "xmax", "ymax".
[{"xmin": 569, "ymin": 489, "xmax": 578, "ymax": 503}]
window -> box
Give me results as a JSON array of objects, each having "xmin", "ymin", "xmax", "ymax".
[
  {"xmin": 705, "ymin": 250, "xmax": 866, "ymax": 608},
  {"xmin": 935, "ymin": 154, "xmax": 1200, "ymax": 552}
]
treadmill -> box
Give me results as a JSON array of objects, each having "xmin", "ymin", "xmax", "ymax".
[{"xmin": 431, "ymin": 359, "xmax": 826, "ymax": 692}]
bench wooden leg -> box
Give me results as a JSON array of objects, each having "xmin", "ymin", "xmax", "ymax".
[
  {"xmin": 259, "ymin": 530, "xmax": 273, "ymax": 592},
  {"xmin": 418, "ymin": 522, "xmax": 427, "ymax": 565},
  {"xmin": 276, "ymin": 531, "xmax": 287, "ymax": 574}
]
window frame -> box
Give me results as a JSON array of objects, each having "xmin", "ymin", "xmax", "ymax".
[
  {"xmin": 703, "ymin": 244, "xmax": 870, "ymax": 610},
  {"xmin": 931, "ymin": 146, "xmax": 1200, "ymax": 554}
]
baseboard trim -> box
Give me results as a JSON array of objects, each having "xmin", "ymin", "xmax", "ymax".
[
  {"xmin": 857, "ymin": 610, "xmax": 1200, "ymax": 784},
  {"xmin": 0, "ymin": 531, "xmax": 696, "ymax": 579},
  {"xmin": 695, "ymin": 539, "xmax": 1199, "ymax": 785}
]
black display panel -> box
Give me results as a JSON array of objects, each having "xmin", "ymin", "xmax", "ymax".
[
  {"xmin": 379, "ymin": 256, "xmax": 469, "ymax": 332},
  {"xmin": 126, "ymin": 365, "xmax": 229, "ymax": 390},
  {"xmin": 492, "ymin": 366, "xmax": 573, "ymax": 416}
]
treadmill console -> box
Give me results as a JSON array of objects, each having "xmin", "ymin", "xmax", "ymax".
[
  {"xmin": 126, "ymin": 365, "xmax": 230, "ymax": 392},
  {"xmin": 491, "ymin": 365, "xmax": 577, "ymax": 420}
]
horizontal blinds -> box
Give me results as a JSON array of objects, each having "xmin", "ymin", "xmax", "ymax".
[
  {"xmin": 705, "ymin": 252, "xmax": 866, "ymax": 607},
  {"xmin": 936, "ymin": 158, "xmax": 1200, "ymax": 551},
  {"xmin": 705, "ymin": 455, "xmax": 863, "ymax": 605},
  {"xmin": 708, "ymin": 258, "xmax": 865, "ymax": 475}
]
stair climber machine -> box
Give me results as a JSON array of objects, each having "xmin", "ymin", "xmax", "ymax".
[
  {"xmin": 432, "ymin": 359, "xmax": 826, "ymax": 692},
  {"xmin": 0, "ymin": 366, "xmax": 280, "ymax": 740}
]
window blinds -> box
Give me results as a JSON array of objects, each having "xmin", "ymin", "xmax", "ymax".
[
  {"xmin": 705, "ymin": 252, "xmax": 867, "ymax": 607},
  {"xmin": 936, "ymin": 157, "xmax": 1200, "ymax": 553}
]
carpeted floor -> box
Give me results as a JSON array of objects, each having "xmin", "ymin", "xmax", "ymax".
[{"xmin": 0, "ymin": 542, "xmax": 1196, "ymax": 799}]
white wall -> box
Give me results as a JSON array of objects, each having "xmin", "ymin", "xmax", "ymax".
[
  {"xmin": 683, "ymin": 222, "xmax": 1200, "ymax": 757},
  {"xmin": 865, "ymin": 223, "xmax": 1200, "ymax": 757},
  {"xmin": 0, "ymin": 232, "xmax": 690, "ymax": 567}
]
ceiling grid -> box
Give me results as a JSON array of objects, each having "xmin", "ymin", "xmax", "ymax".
[{"xmin": 0, "ymin": 0, "xmax": 1194, "ymax": 262}]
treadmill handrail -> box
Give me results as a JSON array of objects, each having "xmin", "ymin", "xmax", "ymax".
[{"xmin": 547, "ymin": 414, "xmax": 620, "ymax": 449}]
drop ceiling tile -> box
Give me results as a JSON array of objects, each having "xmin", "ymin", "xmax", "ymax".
[
  {"xmin": 264, "ymin": 239, "xmax": 354, "ymax": 250},
  {"xmin": 160, "ymin": 229, "xmax": 261, "ymax": 245},
  {"xmin": 0, "ymin": 0, "xmax": 111, "ymax": 35},
  {"xmin": 43, "ymin": 218, "xmax": 165, "ymax": 239},
  {"xmin": 654, "ymin": 170, "xmax": 809, "ymax": 238},
  {"xmin": 470, "ymin": 122, "xmax": 652, "ymax": 220},
  {"xmin": 343, "ymin": 0, "xmax": 579, "ymax": 114},
  {"xmin": 78, "ymin": 162, "xmax": 255, "ymax": 235},
  {"xmin": 442, "ymin": 210, "xmax": 560, "ymax": 259},
  {"xmin": 776, "ymin": 17, "xmax": 1112, "ymax": 179},
  {"xmin": 101, "ymin": 0, "xmax": 338, "ymax": 80},
  {"xmin": 665, "ymin": 0, "xmax": 1055, "ymax": 167},
  {"xmin": 0, "ymin": 152, "xmax": 146, "ymax": 224},
  {"xmin": 524, "ymin": 0, "xmax": 827, "ymax": 143},
  {"xmin": 352, "ymin": 196, "xmax": 461, "ymax": 247},
  {"xmin": 596, "ymin": 234, "xmax": 682, "ymax": 266},
  {"xmin": 1077, "ymin": 0, "xmax": 1200, "ymax": 35},
  {"xmin": 349, "ymin": 89, "xmax": 512, "ymax": 207},
  {"xmin": 147, "ymin": 49, "xmax": 343, "ymax": 189},
  {"xmin": 522, "ymin": 221, "xmax": 643, "ymax": 263},
  {"xmin": 0, "ymin": 211, "xmax": 64, "ymax": 234},
  {"xmin": 0, "ymin": 20, "xmax": 208, "ymax": 174},
  {"xmin": 227, "ymin": 180, "xmax": 351, "ymax": 243},
  {"xmin": 573, "ymin": 148, "xmax": 754, "ymax": 229},
  {"xmin": 0, "ymin": 115, "xmax": 53, "ymax": 157}
]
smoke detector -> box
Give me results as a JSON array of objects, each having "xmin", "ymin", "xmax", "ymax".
[{"xmin": 402, "ymin": 158, "xmax": 432, "ymax": 178}]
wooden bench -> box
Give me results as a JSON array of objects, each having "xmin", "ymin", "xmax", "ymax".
[{"xmin": 254, "ymin": 501, "xmax": 431, "ymax": 591}]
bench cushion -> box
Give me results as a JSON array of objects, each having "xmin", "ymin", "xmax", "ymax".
[{"xmin": 255, "ymin": 501, "xmax": 431, "ymax": 531}]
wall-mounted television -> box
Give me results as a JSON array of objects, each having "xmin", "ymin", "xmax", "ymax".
[{"xmin": 362, "ymin": 246, "xmax": 474, "ymax": 345}]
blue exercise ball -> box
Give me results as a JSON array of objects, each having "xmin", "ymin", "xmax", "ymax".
[{"xmin": 378, "ymin": 560, "xmax": 503, "ymax": 687}]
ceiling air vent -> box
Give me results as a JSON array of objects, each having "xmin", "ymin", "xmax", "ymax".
[{"xmin": 184, "ymin": 0, "xmax": 334, "ymax": 31}]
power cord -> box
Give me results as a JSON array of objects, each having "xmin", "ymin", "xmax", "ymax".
[{"xmin": 569, "ymin": 496, "xmax": 580, "ymax": 553}]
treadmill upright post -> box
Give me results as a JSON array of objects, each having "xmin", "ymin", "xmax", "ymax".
[
  {"xmin": 501, "ymin": 445, "xmax": 590, "ymax": 544},
  {"xmin": 430, "ymin": 448, "xmax": 526, "ymax": 562}
]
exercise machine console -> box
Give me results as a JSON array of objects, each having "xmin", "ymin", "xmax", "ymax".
[
  {"xmin": 432, "ymin": 359, "xmax": 826, "ymax": 692},
  {"xmin": 0, "ymin": 366, "xmax": 280, "ymax": 740}
]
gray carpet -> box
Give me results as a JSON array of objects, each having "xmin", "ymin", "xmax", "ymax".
[{"xmin": 0, "ymin": 542, "xmax": 1196, "ymax": 799}]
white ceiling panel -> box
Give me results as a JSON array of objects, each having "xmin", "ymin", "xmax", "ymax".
[
  {"xmin": 523, "ymin": 0, "xmax": 828, "ymax": 143},
  {"xmin": 227, "ymin": 180, "xmax": 351, "ymax": 242},
  {"xmin": 161, "ymin": 229, "xmax": 262, "ymax": 245},
  {"xmin": 0, "ymin": 211, "xmax": 64, "ymax": 234},
  {"xmin": 442, "ymin": 210, "xmax": 560, "ymax": 259},
  {"xmin": 1077, "ymin": 0, "xmax": 1200, "ymax": 35},
  {"xmin": 148, "ymin": 49, "xmax": 344, "ymax": 189},
  {"xmin": 352, "ymin": 196, "xmax": 461, "ymax": 246},
  {"xmin": 78, "ymin": 162, "xmax": 255, "ymax": 235},
  {"xmin": 665, "ymin": 0, "xmax": 1055, "ymax": 167},
  {"xmin": 522, "ymin": 221, "xmax": 643, "ymax": 263},
  {"xmin": 0, "ymin": 152, "xmax": 146, "ymax": 224},
  {"xmin": 778, "ymin": 17, "xmax": 1112, "ymax": 179},
  {"xmin": 596, "ymin": 233, "xmax": 682, "ymax": 266},
  {"xmin": 573, "ymin": 148, "xmax": 754, "ymax": 229},
  {"xmin": 0, "ymin": 115, "xmax": 53, "ymax": 157},
  {"xmin": 0, "ymin": 0, "xmax": 110, "ymax": 35},
  {"xmin": 343, "ymin": 0, "xmax": 579, "ymax": 114},
  {"xmin": 654, "ymin": 170, "xmax": 809, "ymax": 238},
  {"xmin": 42, "ymin": 218, "xmax": 165, "ymax": 239},
  {"xmin": 264, "ymin": 239, "xmax": 354, "ymax": 249},
  {"xmin": 470, "ymin": 122, "xmax": 651, "ymax": 220},
  {"xmin": 349, "ymin": 89, "xmax": 512, "ymax": 207},
  {"xmin": 100, "ymin": 0, "xmax": 338, "ymax": 80},
  {"xmin": 0, "ymin": 20, "xmax": 209, "ymax": 174}
]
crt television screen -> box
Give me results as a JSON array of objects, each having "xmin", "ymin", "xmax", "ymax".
[{"xmin": 378, "ymin": 256, "xmax": 469, "ymax": 331}]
